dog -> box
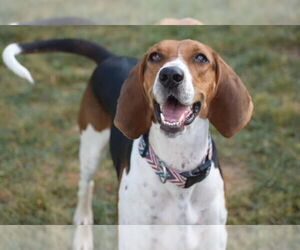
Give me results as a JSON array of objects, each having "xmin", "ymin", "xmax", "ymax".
[{"xmin": 3, "ymin": 38, "xmax": 253, "ymax": 226}]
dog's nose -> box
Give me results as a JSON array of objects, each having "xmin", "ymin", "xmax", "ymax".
[{"xmin": 159, "ymin": 67, "xmax": 184, "ymax": 89}]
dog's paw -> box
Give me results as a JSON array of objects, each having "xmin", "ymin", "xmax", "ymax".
[{"xmin": 72, "ymin": 225, "xmax": 94, "ymax": 250}]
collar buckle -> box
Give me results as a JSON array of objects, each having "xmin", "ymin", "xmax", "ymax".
[{"xmin": 159, "ymin": 164, "xmax": 168, "ymax": 184}]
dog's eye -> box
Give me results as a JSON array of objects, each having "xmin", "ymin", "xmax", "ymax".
[
  {"xmin": 148, "ymin": 52, "xmax": 162, "ymax": 62},
  {"xmin": 193, "ymin": 53, "xmax": 209, "ymax": 64}
]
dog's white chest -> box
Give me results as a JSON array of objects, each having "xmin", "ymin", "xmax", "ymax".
[{"xmin": 118, "ymin": 140, "xmax": 227, "ymax": 225}]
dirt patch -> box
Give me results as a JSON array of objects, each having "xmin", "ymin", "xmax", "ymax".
[
  {"xmin": 67, "ymin": 171, "xmax": 79, "ymax": 187},
  {"xmin": 0, "ymin": 189, "xmax": 12, "ymax": 202},
  {"xmin": 220, "ymin": 160, "xmax": 253, "ymax": 196}
]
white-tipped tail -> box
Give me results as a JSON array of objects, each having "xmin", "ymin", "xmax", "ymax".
[{"xmin": 2, "ymin": 43, "xmax": 34, "ymax": 84}]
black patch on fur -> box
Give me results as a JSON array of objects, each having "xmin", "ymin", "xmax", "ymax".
[
  {"xmin": 91, "ymin": 56, "xmax": 138, "ymax": 117},
  {"xmin": 20, "ymin": 38, "xmax": 113, "ymax": 64},
  {"xmin": 110, "ymin": 124, "xmax": 133, "ymax": 178},
  {"xmin": 90, "ymin": 56, "xmax": 138, "ymax": 177}
]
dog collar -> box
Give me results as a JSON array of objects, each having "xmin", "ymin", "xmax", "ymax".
[{"xmin": 138, "ymin": 133, "xmax": 218, "ymax": 188}]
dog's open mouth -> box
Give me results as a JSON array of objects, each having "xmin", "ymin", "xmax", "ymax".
[{"xmin": 154, "ymin": 96, "xmax": 201, "ymax": 133}]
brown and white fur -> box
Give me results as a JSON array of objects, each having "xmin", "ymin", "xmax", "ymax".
[{"xmin": 2, "ymin": 39, "xmax": 253, "ymax": 230}]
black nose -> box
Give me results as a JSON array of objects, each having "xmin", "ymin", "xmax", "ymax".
[{"xmin": 159, "ymin": 67, "xmax": 184, "ymax": 89}]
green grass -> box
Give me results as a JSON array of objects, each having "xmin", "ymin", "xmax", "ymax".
[
  {"xmin": 0, "ymin": 26, "xmax": 299, "ymax": 225},
  {"xmin": 1, "ymin": 0, "xmax": 300, "ymax": 24}
]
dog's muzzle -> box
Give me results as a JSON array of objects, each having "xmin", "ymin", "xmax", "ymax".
[{"xmin": 153, "ymin": 64, "xmax": 200, "ymax": 135}]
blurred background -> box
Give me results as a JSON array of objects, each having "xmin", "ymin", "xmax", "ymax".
[
  {"xmin": 0, "ymin": 26, "xmax": 299, "ymax": 224},
  {"xmin": 1, "ymin": 0, "xmax": 300, "ymax": 24}
]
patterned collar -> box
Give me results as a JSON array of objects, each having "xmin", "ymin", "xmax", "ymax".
[{"xmin": 138, "ymin": 133, "xmax": 218, "ymax": 188}]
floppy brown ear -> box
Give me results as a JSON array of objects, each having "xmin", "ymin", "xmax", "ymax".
[
  {"xmin": 114, "ymin": 57, "xmax": 152, "ymax": 139},
  {"xmin": 208, "ymin": 54, "xmax": 253, "ymax": 138}
]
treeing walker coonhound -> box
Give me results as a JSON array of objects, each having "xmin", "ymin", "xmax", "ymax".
[{"xmin": 3, "ymin": 38, "xmax": 253, "ymax": 226}]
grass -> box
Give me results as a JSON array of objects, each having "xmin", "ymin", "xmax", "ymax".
[
  {"xmin": 0, "ymin": 26, "xmax": 299, "ymax": 225},
  {"xmin": 1, "ymin": 0, "xmax": 300, "ymax": 24}
]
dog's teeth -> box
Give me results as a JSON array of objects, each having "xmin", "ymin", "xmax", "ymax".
[
  {"xmin": 162, "ymin": 119, "xmax": 181, "ymax": 127},
  {"xmin": 160, "ymin": 113, "xmax": 165, "ymax": 121}
]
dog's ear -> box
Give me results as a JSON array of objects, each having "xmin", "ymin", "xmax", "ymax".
[
  {"xmin": 208, "ymin": 53, "xmax": 253, "ymax": 138},
  {"xmin": 114, "ymin": 56, "xmax": 152, "ymax": 139}
]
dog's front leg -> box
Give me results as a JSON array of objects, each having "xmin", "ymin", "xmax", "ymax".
[{"xmin": 73, "ymin": 125, "xmax": 110, "ymax": 225}]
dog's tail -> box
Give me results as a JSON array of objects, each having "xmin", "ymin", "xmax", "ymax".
[{"xmin": 2, "ymin": 38, "xmax": 114, "ymax": 84}]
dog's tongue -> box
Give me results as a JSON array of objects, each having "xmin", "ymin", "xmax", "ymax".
[{"xmin": 161, "ymin": 98, "xmax": 190, "ymax": 122}]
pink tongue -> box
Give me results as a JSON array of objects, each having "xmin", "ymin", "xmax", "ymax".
[{"xmin": 162, "ymin": 101, "xmax": 189, "ymax": 122}]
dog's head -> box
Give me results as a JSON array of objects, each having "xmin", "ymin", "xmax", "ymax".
[{"xmin": 114, "ymin": 40, "xmax": 253, "ymax": 139}]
